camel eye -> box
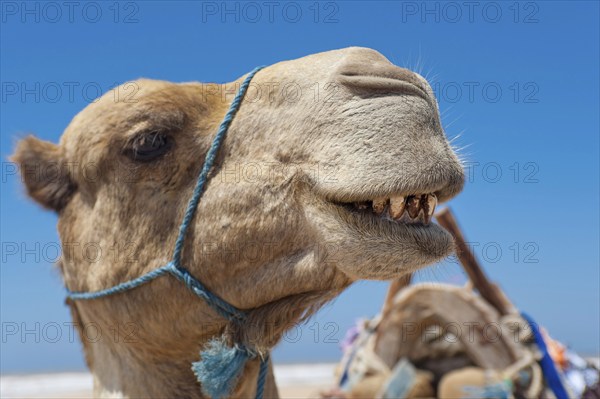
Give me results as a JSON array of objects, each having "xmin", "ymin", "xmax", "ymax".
[{"xmin": 125, "ymin": 131, "xmax": 172, "ymax": 162}]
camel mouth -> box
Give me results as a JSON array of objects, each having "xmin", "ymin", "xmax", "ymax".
[
  {"xmin": 334, "ymin": 193, "xmax": 438, "ymax": 225},
  {"xmin": 322, "ymin": 191, "xmax": 454, "ymax": 265}
]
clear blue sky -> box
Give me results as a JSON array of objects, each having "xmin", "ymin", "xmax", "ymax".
[{"xmin": 1, "ymin": 1, "xmax": 598, "ymax": 373}]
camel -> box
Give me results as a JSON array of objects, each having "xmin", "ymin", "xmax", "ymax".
[{"xmin": 12, "ymin": 47, "xmax": 464, "ymax": 398}]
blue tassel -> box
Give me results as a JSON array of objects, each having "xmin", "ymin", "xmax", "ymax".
[{"xmin": 192, "ymin": 338, "xmax": 253, "ymax": 399}]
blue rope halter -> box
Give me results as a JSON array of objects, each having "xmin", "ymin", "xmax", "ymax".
[{"xmin": 66, "ymin": 66, "xmax": 269, "ymax": 399}]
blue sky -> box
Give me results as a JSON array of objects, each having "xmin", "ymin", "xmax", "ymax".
[{"xmin": 1, "ymin": 1, "xmax": 598, "ymax": 373}]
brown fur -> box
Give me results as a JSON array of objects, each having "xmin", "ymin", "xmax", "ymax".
[{"xmin": 11, "ymin": 47, "xmax": 463, "ymax": 398}]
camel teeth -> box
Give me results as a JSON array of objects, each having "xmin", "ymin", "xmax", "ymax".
[
  {"xmin": 423, "ymin": 194, "xmax": 437, "ymax": 224},
  {"xmin": 372, "ymin": 198, "xmax": 387, "ymax": 215},
  {"xmin": 346, "ymin": 192, "xmax": 438, "ymax": 226},
  {"xmin": 354, "ymin": 202, "xmax": 369, "ymax": 210},
  {"xmin": 389, "ymin": 196, "xmax": 406, "ymax": 219},
  {"xmin": 406, "ymin": 196, "xmax": 421, "ymax": 219}
]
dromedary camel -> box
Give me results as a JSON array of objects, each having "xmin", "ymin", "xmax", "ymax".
[{"xmin": 12, "ymin": 47, "xmax": 464, "ymax": 398}]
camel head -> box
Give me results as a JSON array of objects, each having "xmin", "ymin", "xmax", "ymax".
[{"xmin": 12, "ymin": 47, "xmax": 463, "ymax": 397}]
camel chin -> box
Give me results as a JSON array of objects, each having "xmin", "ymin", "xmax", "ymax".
[{"xmin": 307, "ymin": 196, "xmax": 455, "ymax": 281}]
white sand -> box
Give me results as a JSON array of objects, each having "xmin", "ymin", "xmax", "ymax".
[{"xmin": 0, "ymin": 363, "xmax": 337, "ymax": 399}]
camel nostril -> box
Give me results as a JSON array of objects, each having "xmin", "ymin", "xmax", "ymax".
[{"xmin": 336, "ymin": 62, "xmax": 430, "ymax": 101}]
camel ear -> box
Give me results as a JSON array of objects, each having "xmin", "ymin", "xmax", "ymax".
[{"xmin": 11, "ymin": 135, "xmax": 76, "ymax": 212}]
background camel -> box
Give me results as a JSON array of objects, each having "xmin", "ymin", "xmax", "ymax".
[{"xmin": 12, "ymin": 47, "xmax": 464, "ymax": 398}]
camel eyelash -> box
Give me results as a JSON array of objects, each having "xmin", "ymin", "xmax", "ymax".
[{"xmin": 123, "ymin": 130, "xmax": 173, "ymax": 162}]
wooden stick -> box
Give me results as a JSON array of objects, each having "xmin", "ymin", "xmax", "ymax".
[
  {"xmin": 435, "ymin": 207, "xmax": 510, "ymax": 316},
  {"xmin": 381, "ymin": 273, "xmax": 412, "ymax": 316}
]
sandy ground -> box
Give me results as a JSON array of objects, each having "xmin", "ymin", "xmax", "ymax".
[
  {"xmin": 0, "ymin": 363, "xmax": 336, "ymax": 399},
  {"xmin": 3, "ymin": 359, "xmax": 599, "ymax": 398}
]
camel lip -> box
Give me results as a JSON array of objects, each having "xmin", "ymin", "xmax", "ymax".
[{"xmin": 313, "ymin": 161, "xmax": 465, "ymax": 205}]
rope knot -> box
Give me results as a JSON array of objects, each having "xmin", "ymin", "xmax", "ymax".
[{"xmin": 192, "ymin": 337, "xmax": 266, "ymax": 399}]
